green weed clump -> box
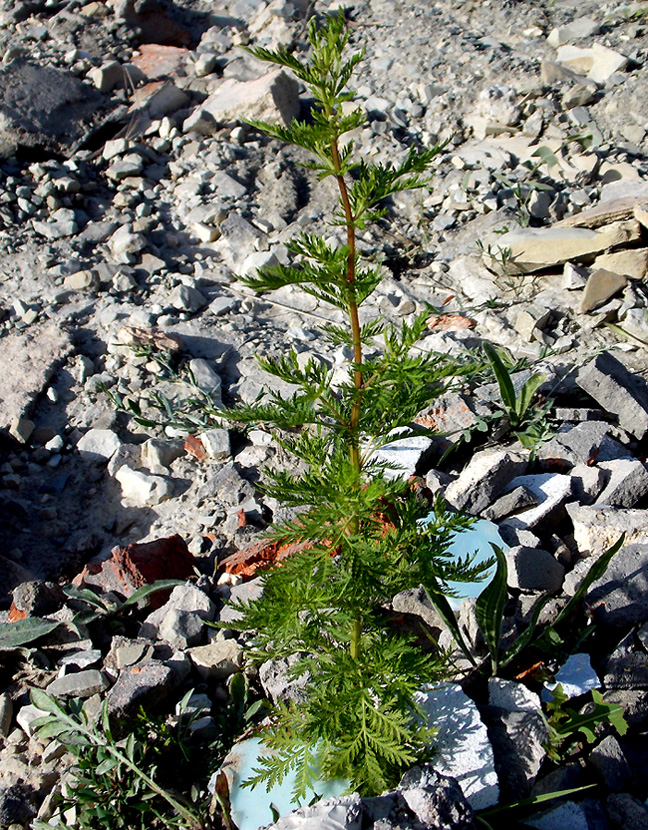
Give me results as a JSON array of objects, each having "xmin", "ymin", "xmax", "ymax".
[{"xmin": 221, "ymin": 12, "xmax": 490, "ymax": 799}]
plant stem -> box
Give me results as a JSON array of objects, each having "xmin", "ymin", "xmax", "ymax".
[
  {"xmin": 330, "ymin": 135, "xmax": 363, "ymax": 478},
  {"xmin": 331, "ymin": 127, "xmax": 364, "ymax": 663}
]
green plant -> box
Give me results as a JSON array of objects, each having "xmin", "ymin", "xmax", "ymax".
[
  {"xmin": 31, "ymin": 674, "xmax": 263, "ymax": 830},
  {"xmin": 543, "ymin": 684, "xmax": 627, "ymax": 763},
  {"xmin": 219, "ymin": 12, "xmax": 491, "ymax": 800},
  {"xmin": 482, "ymin": 342, "xmax": 553, "ymax": 449},
  {"xmin": 473, "ymin": 535, "xmax": 625, "ymax": 676},
  {"xmin": 31, "ymin": 690, "xmax": 206, "ymax": 830}
]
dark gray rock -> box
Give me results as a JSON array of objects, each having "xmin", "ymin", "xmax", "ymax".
[
  {"xmin": 587, "ymin": 544, "xmax": 648, "ymax": 629},
  {"xmin": 606, "ymin": 792, "xmax": 648, "ymax": 830},
  {"xmin": 398, "ymin": 765, "xmax": 477, "ymax": 830},
  {"xmin": 444, "ymin": 449, "xmax": 527, "ymax": 515},
  {"xmin": 526, "ymin": 797, "xmax": 610, "ymax": 829},
  {"xmin": 604, "ymin": 690, "xmax": 648, "ymax": 731},
  {"xmin": 391, "ymin": 585, "xmax": 445, "ymax": 637},
  {"xmin": 604, "ymin": 650, "xmax": 648, "ymax": 690},
  {"xmin": 576, "ymin": 353, "xmax": 648, "ymax": 440},
  {"xmin": 482, "ymin": 485, "xmax": 537, "ymax": 521},
  {"xmin": 259, "ymin": 654, "xmax": 309, "ymax": 705},
  {"xmin": 505, "ymin": 546, "xmax": 565, "ymax": 591},
  {"xmin": 485, "ymin": 707, "xmax": 548, "ymax": 800},
  {"xmin": 0, "ymin": 59, "xmax": 106, "ymax": 157},
  {"xmin": 589, "ymin": 736, "xmax": 633, "ymax": 792},
  {"xmin": 107, "ymin": 660, "xmax": 176, "ymax": 723},
  {"xmin": 0, "ymin": 783, "xmax": 36, "ymax": 828},
  {"xmin": 537, "ymin": 421, "xmax": 631, "ymax": 472},
  {"xmin": 595, "ymin": 460, "xmax": 648, "ymax": 508}
]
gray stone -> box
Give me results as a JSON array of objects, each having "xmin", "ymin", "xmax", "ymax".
[
  {"xmin": 606, "ymin": 793, "xmax": 648, "ymax": 829},
  {"xmin": 373, "ymin": 433, "xmax": 435, "ymax": 480},
  {"xmin": 114, "ymin": 465, "xmax": 173, "ymax": 506},
  {"xmin": 169, "ymin": 284, "xmax": 207, "ymax": 313},
  {"xmin": 576, "ymin": 352, "xmax": 648, "ymax": 440},
  {"xmin": 445, "ymin": 449, "xmax": 527, "ymax": 515},
  {"xmin": 188, "ymin": 358, "xmax": 222, "ymax": 397},
  {"xmin": 158, "ymin": 609, "xmax": 206, "ymax": 650},
  {"xmin": 219, "ymin": 577, "xmax": 264, "ymax": 624},
  {"xmin": 77, "ymin": 428, "xmax": 121, "ymax": 462},
  {"xmin": 398, "ymin": 766, "xmax": 476, "ymax": 829},
  {"xmin": 392, "ymin": 585, "xmax": 445, "ymax": 637},
  {"xmin": 499, "ymin": 474, "xmax": 572, "ymax": 532},
  {"xmin": 0, "ymin": 58, "xmax": 104, "ymax": 157},
  {"xmin": 589, "ymin": 736, "xmax": 632, "ymax": 792},
  {"xmin": 482, "ymin": 486, "xmax": 537, "ymax": 521},
  {"xmin": 267, "ymin": 795, "xmax": 362, "ymax": 830},
  {"xmin": 141, "ymin": 438, "xmax": 184, "ymax": 472},
  {"xmin": 0, "ymin": 324, "xmax": 72, "ymax": 432},
  {"xmin": 259, "ymin": 654, "xmax": 309, "ymax": 705},
  {"xmin": 200, "ymin": 428, "xmax": 231, "ymax": 460},
  {"xmin": 59, "ymin": 649, "xmax": 102, "ymax": 670},
  {"xmin": 567, "ymin": 504, "xmax": 648, "ymax": 556},
  {"xmin": 141, "ymin": 584, "xmax": 215, "ymax": 632},
  {"xmin": 537, "ymin": 421, "xmax": 631, "ymax": 471},
  {"xmin": 488, "ymin": 678, "xmax": 542, "ymax": 713},
  {"xmin": 0, "ymin": 693, "xmax": 12, "ymax": 738},
  {"xmin": 587, "ymin": 543, "xmax": 648, "ymax": 628},
  {"xmin": 202, "ymin": 68, "xmax": 300, "ymax": 127},
  {"xmin": 570, "ymin": 463, "xmax": 607, "ymax": 504},
  {"xmin": 547, "ymin": 18, "xmax": 600, "ymax": 47},
  {"xmin": 505, "ymin": 546, "xmax": 565, "ymax": 591},
  {"xmin": 219, "ymin": 213, "xmax": 266, "ymax": 267},
  {"xmin": 526, "ymin": 798, "xmax": 610, "ymax": 830},
  {"xmin": 544, "ymin": 653, "xmax": 601, "ymax": 701},
  {"xmin": 595, "ymin": 459, "xmax": 648, "ymax": 508},
  {"xmin": 46, "ymin": 669, "xmax": 109, "ymax": 699},
  {"xmin": 188, "ymin": 639, "xmax": 244, "ymax": 680},
  {"xmin": 107, "ymin": 660, "xmax": 176, "ymax": 722},
  {"xmin": 415, "ymin": 684, "xmax": 498, "ymax": 809}
]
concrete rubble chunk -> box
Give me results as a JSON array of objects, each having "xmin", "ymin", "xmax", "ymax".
[
  {"xmin": 505, "ymin": 546, "xmax": 565, "ymax": 591},
  {"xmin": 589, "ymin": 736, "xmax": 632, "ymax": 792},
  {"xmin": 0, "ymin": 58, "xmax": 105, "ymax": 157},
  {"xmin": 547, "ymin": 18, "xmax": 600, "ymax": 47},
  {"xmin": 595, "ymin": 459, "xmax": 648, "ymax": 508},
  {"xmin": 0, "ymin": 324, "xmax": 72, "ymax": 432},
  {"xmin": 586, "ymin": 543, "xmax": 648, "ymax": 628},
  {"xmin": 46, "ymin": 669, "xmax": 109, "ymax": 699},
  {"xmin": 415, "ymin": 684, "xmax": 499, "ymax": 809},
  {"xmin": 499, "ymin": 473, "xmax": 572, "ymax": 533},
  {"xmin": 373, "ymin": 433, "xmax": 435, "ymax": 480},
  {"xmin": 202, "ymin": 68, "xmax": 300, "ymax": 128},
  {"xmin": 189, "ymin": 639, "xmax": 244, "ymax": 680},
  {"xmin": 497, "ymin": 221, "xmax": 641, "ymax": 274},
  {"xmin": 115, "ymin": 465, "xmax": 173, "ymax": 506},
  {"xmin": 77, "ymin": 428, "xmax": 122, "ymax": 462},
  {"xmin": 398, "ymin": 766, "xmax": 476, "ymax": 829},
  {"xmin": 445, "ymin": 449, "xmax": 527, "ymax": 515},
  {"xmin": 578, "ymin": 268, "xmax": 627, "ymax": 313},
  {"xmin": 576, "ymin": 352, "xmax": 648, "ymax": 439},
  {"xmin": 107, "ymin": 660, "xmax": 175, "ymax": 721},
  {"xmin": 567, "ymin": 504, "xmax": 648, "ymax": 556},
  {"xmin": 537, "ymin": 421, "xmax": 631, "ymax": 472}
]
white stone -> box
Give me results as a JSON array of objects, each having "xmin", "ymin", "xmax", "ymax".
[
  {"xmin": 189, "ymin": 639, "xmax": 244, "ymax": 680},
  {"xmin": 415, "ymin": 683, "xmax": 499, "ymax": 810},
  {"xmin": 109, "ymin": 224, "xmax": 146, "ymax": 259},
  {"xmin": 240, "ymin": 250, "xmax": 279, "ymax": 277},
  {"xmin": 16, "ymin": 703, "xmax": 50, "ymax": 737},
  {"xmin": 77, "ymin": 428, "xmax": 121, "ymax": 462},
  {"xmin": 547, "ymin": 18, "xmax": 599, "ymax": 48},
  {"xmin": 588, "ymin": 44, "xmax": 628, "ymax": 84},
  {"xmin": 489, "ymin": 678, "xmax": 542, "ymax": 713},
  {"xmin": 202, "ymin": 68, "xmax": 300, "ymax": 126},
  {"xmin": 169, "ymin": 284, "xmax": 207, "ymax": 312},
  {"xmin": 372, "ymin": 433, "xmax": 434, "ymax": 480},
  {"xmin": 500, "ymin": 473, "xmax": 572, "ymax": 531},
  {"xmin": 200, "ymin": 428, "xmax": 231, "ymax": 460},
  {"xmin": 114, "ymin": 465, "xmax": 173, "ymax": 506},
  {"xmin": 542, "ymin": 653, "xmax": 600, "ymax": 702}
]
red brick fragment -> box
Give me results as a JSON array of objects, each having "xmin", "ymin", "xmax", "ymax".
[
  {"xmin": 73, "ymin": 534, "xmax": 195, "ymax": 608},
  {"xmin": 218, "ymin": 538, "xmax": 310, "ymax": 579},
  {"xmin": 184, "ymin": 434, "xmax": 207, "ymax": 460},
  {"xmin": 427, "ymin": 313, "xmax": 476, "ymax": 331}
]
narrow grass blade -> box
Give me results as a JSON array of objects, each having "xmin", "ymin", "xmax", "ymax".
[
  {"xmin": 475, "ymin": 545, "xmax": 508, "ymax": 675},
  {"xmin": 484, "ymin": 343, "xmax": 516, "ymax": 412}
]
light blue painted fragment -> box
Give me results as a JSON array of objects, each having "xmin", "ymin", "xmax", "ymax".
[
  {"xmin": 219, "ymin": 737, "xmax": 348, "ymax": 830},
  {"xmin": 541, "ymin": 652, "xmax": 601, "ymax": 702},
  {"xmin": 419, "ymin": 515, "xmax": 507, "ymax": 609}
]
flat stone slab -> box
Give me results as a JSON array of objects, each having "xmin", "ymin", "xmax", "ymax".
[
  {"xmin": 576, "ymin": 352, "xmax": 648, "ymax": 440},
  {"xmin": 586, "ymin": 543, "xmax": 648, "ymax": 629},
  {"xmin": 0, "ymin": 58, "xmax": 106, "ymax": 157},
  {"xmin": 416, "ymin": 683, "xmax": 499, "ymax": 810},
  {"xmin": 567, "ymin": 504, "xmax": 648, "ymax": 556},
  {"xmin": 0, "ymin": 323, "xmax": 72, "ymax": 432},
  {"xmin": 499, "ymin": 473, "xmax": 572, "ymax": 532}
]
